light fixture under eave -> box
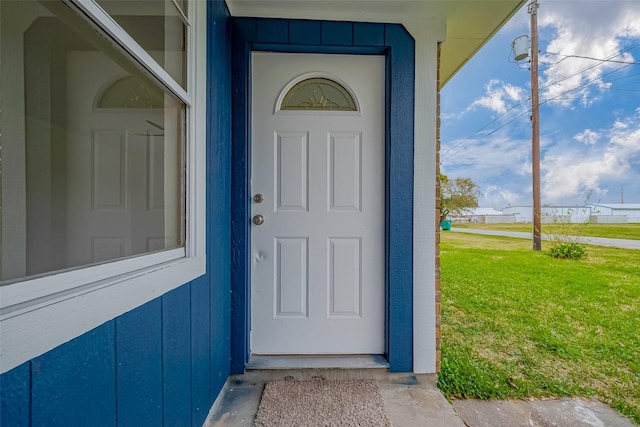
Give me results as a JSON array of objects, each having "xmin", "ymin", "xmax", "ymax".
[{"xmin": 512, "ymin": 35, "xmax": 530, "ymax": 61}]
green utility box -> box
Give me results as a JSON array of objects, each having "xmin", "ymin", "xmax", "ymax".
[{"xmin": 440, "ymin": 220, "xmax": 451, "ymax": 231}]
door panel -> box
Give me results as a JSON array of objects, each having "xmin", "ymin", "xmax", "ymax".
[
  {"xmin": 275, "ymin": 132, "xmax": 309, "ymax": 211},
  {"xmin": 328, "ymin": 237, "xmax": 361, "ymax": 317},
  {"xmin": 251, "ymin": 52, "xmax": 385, "ymax": 354},
  {"xmin": 329, "ymin": 132, "xmax": 362, "ymax": 211},
  {"xmin": 275, "ymin": 237, "xmax": 309, "ymax": 318}
]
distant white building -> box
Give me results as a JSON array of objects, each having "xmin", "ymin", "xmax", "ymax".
[
  {"xmin": 501, "ymin": 206, "xmax": 530, "ymax": 222},
  {"xmin": 456, "ymin": 207, "xmax": 514, "ymax": 224},
  {"xmin": 469, "ymin": 208, "xmax": 503, "ymax": 216},
  {"xmin": 589, "ymin": 203, "xmax": 640, "ymax": 223},
  {"xmin": 502, "ymin": 206, "xmax": 591, "ymax": 223}
]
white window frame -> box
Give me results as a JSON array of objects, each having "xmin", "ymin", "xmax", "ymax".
[{"xmin": 0, "ymin": 0, "xmax": 207, "ymax": 374}]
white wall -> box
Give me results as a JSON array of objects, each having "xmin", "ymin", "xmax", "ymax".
[
  {"xmin": 590, "ymin": 215, "xmax": 628, "ymax": 224},
  {"xmin": 485, "ymin": 215, "xmax": 517, "ymax": 224},
  {"xmin": 0, "ymin": 2, "xmax": 43, "ymax": 279}
]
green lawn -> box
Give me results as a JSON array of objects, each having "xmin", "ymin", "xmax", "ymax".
[
  {"xmin": 452, "ymin": 222, "xmax": 640, "ymax": 240},
  {"xmin": 437, "ymin": 232, "xmax": 640, "ymax": 424}
]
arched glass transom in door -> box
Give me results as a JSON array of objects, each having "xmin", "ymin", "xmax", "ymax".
[{"xmin": 280, "ymin": 76, "xmax": 358, "ymax": 111}]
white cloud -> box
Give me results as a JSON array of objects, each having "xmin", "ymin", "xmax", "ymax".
[
  {"xmin": 469, "ymin": 79, "xmax": 527, "ymax": 114},
  {"xmin": 573, "ymin": 129, "xmax": 600, "ymax": 145},
  {"xmin": 542, "ymin": 111, "xmax": 640, "ymax": 202},
  {"xmin": 538, "ymin": 1, "xmax": 640, "ymax": 108},
  {"xmin": 442, "ymin": 132, "xmax": 529, "ymax": 175},
  {"xmin": 484, "ymin": 185, "xmax": 524, "ymax": 208}
]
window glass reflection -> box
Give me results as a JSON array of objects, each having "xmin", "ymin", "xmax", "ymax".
[
  {"xmin": 0, "ymin": 0, "xmax": 186, "ymax": 283},
  {"xmin": 95, "ymin": 0, "xmax": 187, "ymax": 88}
]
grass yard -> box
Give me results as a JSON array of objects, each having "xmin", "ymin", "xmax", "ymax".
[
  {"xmin": 437, "ymin": 232, "xmax": 640, "ymax": 424},
  {"xmin": 453, "ymin": 222, "xmax": 640, "ymax": 240}
]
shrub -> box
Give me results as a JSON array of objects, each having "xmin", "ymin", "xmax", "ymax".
[
  {"xmin": 543, "ymin": 193, "xmax": 594, "ymax": 261},
  {"xmin": 547, "ymin": 242, "xmax": 587, "ymax": 260}
]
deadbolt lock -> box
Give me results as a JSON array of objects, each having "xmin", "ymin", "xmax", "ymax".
[{"xmin": 253, "ymin": 194, "xmax": 264, "ymax": 203}]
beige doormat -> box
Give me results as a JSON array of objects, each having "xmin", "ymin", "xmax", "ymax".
[{"xmin": 254, "ymin": 378, "xmax": 392, "ymax": 427}]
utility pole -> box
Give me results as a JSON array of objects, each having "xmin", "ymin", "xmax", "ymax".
[
  {"xmin": 530, "ymin": 0, "xmax": 542, "ymax": 250},
  {"xmin": 512, "ymin": 0, "xmax": 542, "ymax": 250}
]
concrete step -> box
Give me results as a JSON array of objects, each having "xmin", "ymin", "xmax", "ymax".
[{"xmin": 242, "ymin": 355, "xmax": 391, "ymax": 381}]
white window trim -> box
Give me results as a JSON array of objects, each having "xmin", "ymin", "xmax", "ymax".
[
  {"xmin": 0, "ymin": 0, "xmax": 207, "ymax": 374},
  {"xmin": 76, "ymin": 0, "xmax": 191, "ymax": 104}
]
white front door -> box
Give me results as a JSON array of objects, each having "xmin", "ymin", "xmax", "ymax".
[{"xmin": 251, "ymin": 52, "xmax": 385, "ymax": 354}]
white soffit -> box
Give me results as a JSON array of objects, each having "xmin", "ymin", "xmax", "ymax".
[{"xmin": 225, "ymin": 0, "xmax": 525, "ymax": 85}]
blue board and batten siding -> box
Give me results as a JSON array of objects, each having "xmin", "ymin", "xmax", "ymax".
[
  {"xmin": 230, "ymin": 18, "xmax": 415, "ymax": 373},
  {"xmin": 0, "ymin": 1, "xmax": 232, "ymax": 426}
]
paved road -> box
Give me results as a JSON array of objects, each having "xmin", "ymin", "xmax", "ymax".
[{"xmin": 450, "ymin": 227, "xmax": 640, "ymax": 250}]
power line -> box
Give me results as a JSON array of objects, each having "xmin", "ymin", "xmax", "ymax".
[
  {"xmin": 441, "ymin": 108, "xmax": 531, "ymax": 161},
  {"xmin": 442, "ymin": 64, "xmax": 637, "ymax": 160},
  {"xmin": 440, "ymin": 99, "xmax": 530, "ymax": 157},
  {"xmin": 539, "ymin": 55, "xmax": 570, "ymax": 70},
  {"xmin": 539, "ymin": 62, "xmax": 634, "ymax": 105},
  {"xmin": 442, "ymin": 72, "xmax": 637, "ymax": 163},
  {"xmin": 602, "ymin": 71, "xmax": 640, "ymax": 83},
  {"xmin": 485, "ymin": 110, "xmax": 532, "ymax": 137},
  {"xmin": 544, "ymin": 41, "xmax": 640, "ymax": 69},
  {"xmin": 543, "ymin": 52, "xmax": 639, "ymax": 66},
  {"xmin": 442, "ymin": 64, "xmax": 638, "ymax": 161},
  {"xmin": 544, "ymin": 42, "xmax": 640, "ymax": 74},
  {"xmin": 441, "ymin": 41, "xmax": 640, "ymax": 163},
  {"xmin": 538, "ymin": 42, "xmax": 640, "ymax": 90}
]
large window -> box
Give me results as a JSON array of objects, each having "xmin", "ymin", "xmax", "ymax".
[{"xmin": 0, "ymin": 0, "xmax": 206, "ymax": 373}]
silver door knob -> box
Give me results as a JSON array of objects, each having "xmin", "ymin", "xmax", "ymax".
[{"xmin": 252, "ymin": 215, "xmax": 264, "ymax": 225}]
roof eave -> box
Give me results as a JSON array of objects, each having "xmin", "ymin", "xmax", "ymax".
[{"xmin": 224, "ymin": 0, "xmax": 526, "ymax": 85}]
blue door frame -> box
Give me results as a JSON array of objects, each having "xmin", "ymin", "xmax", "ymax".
[{"xmin": 230, "ymin": 17, "xmax": 415, "ymax": 373}]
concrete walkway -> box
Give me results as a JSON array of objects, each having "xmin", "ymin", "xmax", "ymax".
[
  {"xmin": 203, "ymin": 370, "xmax": 636, "ymax": 426},
  {"xmin": 450, "ymin": 227, "xmax": 640, "ymax": 249},
  {"xmin": 452, "ymin": 397, "xmax": 636, "ymax": 427}
]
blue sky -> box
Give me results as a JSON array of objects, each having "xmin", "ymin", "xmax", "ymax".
[{"xmin": 440, "ymin": 0, "xmax": 640, "ymax": 209}]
